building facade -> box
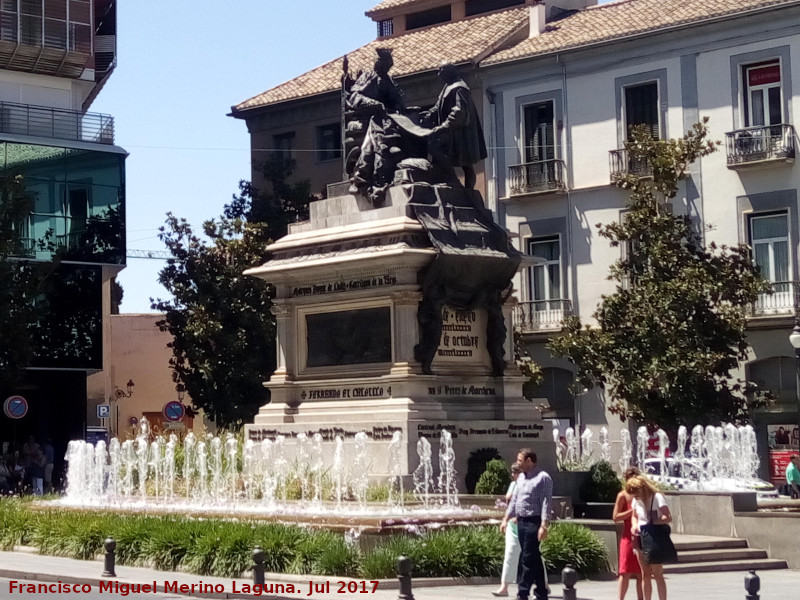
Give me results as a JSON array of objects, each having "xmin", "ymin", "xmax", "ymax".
[
  {"xmin": 481, "ymin": 0, "xmax": 800, "ymax": 471},
  {"xmin": 0, "ymin": 0, "xmax": 125, "ymax": 482},
  {"xmin": 233, "ymin": 0, "xmax": 800, "ymax": 473}
]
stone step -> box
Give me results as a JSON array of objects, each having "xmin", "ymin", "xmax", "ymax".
[
  {"xmin": 672, "ymin": 535, "xmax": 748, "ymax": 551},
  {"xmin": 677, "ymin": 548, "xmax": 767, "ymax": 563},
  {"xmin": 664, "ymin": 558, "xmax": 788, "ymax": 574}
]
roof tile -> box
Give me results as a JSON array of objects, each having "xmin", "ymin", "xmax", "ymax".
[
  {"xmin": 234, "ymin": 0, "xmax": 799, "ymax": 112},
  {"xmin": 485, "ymin": 0, "xmax": 797, "ymax": 65},
  {"xmin": 233, "ymin": 8, "xmax": 527, "ymax": 112}
]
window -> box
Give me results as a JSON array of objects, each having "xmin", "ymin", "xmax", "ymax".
[
  {"xmin": 525, "ymin": 367, "xmax": 574, "ymax": 418},
  {"xmin": 743, "ymin": 60, "xmax": 782, "ymax": 127},
  {"xmin": 0, "ymin": 0, "xmax": 90, "ymax": 51},
  {"xmin": 377, "ymin": 18, "xmax": 393, "ymax": 37},
  {"xmin": 465, "ymin": 0, "xmax": 525, "ymax": 17},
  {"xmin": 750, "ymin": 212, "xmax": 792, "ymax": 314},
  {"xmin": 749, "ymin": 357, "xmax": 797, "ymax": 405},
  {"xmin": 524, "ymin": 101, "xmax": 555, "ymax": 163},
  {"xmin": 751, "ymin": 213, "xmax": 789, "ymax": 283},
  {"xmin": 406, "ymin": 5, "xmax": 451, "ymax": 30},
  {"xmin": 527, "ymin": 236, "xmax": 561, "ymax": 307},
  {"xmin": 624, "ymin": 81, "xmax": 659, "ymax": 140},
  {"xmin": 316, "ymin": 123, "xmax": 342, "ymax": 162},
  {"xmin": 272, "ymin": 132, "xmax": 294, "ymax": 163}
]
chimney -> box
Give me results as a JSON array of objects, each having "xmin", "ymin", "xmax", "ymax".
[{"xmin": 529, "ymin": 1, "xmax": 546, "ymax": 37}]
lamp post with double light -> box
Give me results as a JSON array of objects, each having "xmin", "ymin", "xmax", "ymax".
[
  {"xmin": 788, "ymin": 321, "xmax": 800, "ymax": 450},
  {"xmin": 112, "ymin": 379, "xmax": 134, "ymax": 435}
]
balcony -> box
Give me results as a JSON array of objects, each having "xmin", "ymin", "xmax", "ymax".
[
  {"xmin": 508, "ymin": 159, "xmax": 566, "ymax": 197},
  {"xmin": 514, "ymin": 299, "xmax": 572, "ymax": 333},
  {"xmin": 725, "ymin": 124, "xmax": 795, "ymax": 169},
  {"xmin": 609, "ymin": 148, "xmax": 653, "ymax": 180},
  {"xmin": 0, "ymin": 102, "xmax": 114, "ymax": 145},
  {"xmin": 748, "ymin": 281, "xmax": 800, "ymax": 318}
]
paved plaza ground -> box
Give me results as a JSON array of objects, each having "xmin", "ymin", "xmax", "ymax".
[{"xmin": 0, "ymin": 549, "xmax": 796, "ymax": 600}]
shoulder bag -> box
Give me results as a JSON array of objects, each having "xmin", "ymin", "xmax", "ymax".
[{"xmin": 639, "ymin": 494, "xmax": 678, "ymax": 564}]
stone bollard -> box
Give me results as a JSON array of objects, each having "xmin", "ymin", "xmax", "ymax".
[
  {"xmin": 562, "ymin": 564, "xmax": 578, "ymax": 600},
  {"xmin": 252, "ymin": 546, "xmax": 265, "ymax": 586},
  {"xmin": 397, "ymin": 555, "xmax": 414, "ymax": 600},
  {"xmin": 101, "ymin": 537, "xmax": 116, "ymax": 578},
  {"xmin": 744, "ymin": 569, "xmax": 760, "ymax": 600}
]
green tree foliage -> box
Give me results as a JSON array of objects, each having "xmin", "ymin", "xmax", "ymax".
[
  {"xmin": 0, "ymin": 175, "xmax": 55, "ymax": 390},
  {"xmin": 549, "ymin": 119, "xmax": 772, "ymax": 427},
  {"xmin": 153, "ymin": 159, "xmax": 313, "ymax": 429}
]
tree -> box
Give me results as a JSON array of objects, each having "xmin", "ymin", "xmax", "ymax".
[
  {"xmin": 548, "ymin": 119, "xmax": 772, "ymax": 427},
  {"xmin": 0, "ymin": 175, "xmax": 56, "ymax": 390},
  {"xmin": 153, "ymin": 159, "xmax": 313, "ymax": 429}
]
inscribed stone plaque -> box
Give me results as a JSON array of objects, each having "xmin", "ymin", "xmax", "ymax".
[
  {"xmin": 306, "ymin": 307, "xmax": 391, "ymax": 367},
  {"xmin": 432, "ymin": 306, "xmax": 489, "ymax": 366}
]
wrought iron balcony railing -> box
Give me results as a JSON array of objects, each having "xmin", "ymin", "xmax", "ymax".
[
  {"xmin": 609, "ymin": 148, "xmax": 653, "ymax": 180},
  {"xmin": 514, "ymin": 299, "xmax": 573, "ymax": 332},
  {"xmin": 0, "ymin": 101, "xmax": 114, "ymax": 145},
  {"xmin": 748, "ymin": 281, "xmax": 800, "ymax": 318},
  {"xmin": 725, "ymin": 124, "xmax": 795, "ymax": 168},
  {"xmin": 508, "ymin": 159, "xmax": 566, "ymax": 196}
]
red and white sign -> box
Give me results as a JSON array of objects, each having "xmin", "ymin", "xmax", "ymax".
[
  {"xmin": 769, "ymin": 449, "xmax": 795, "ymax": 486},
  {"xmin": 748, "ymin": 64, "xmax": 780, "ymax": 87}
]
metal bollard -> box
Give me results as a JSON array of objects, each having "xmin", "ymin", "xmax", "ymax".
[
  {"xmin": 252, "ymin": 546, "xmax": 265, "ymax": 586},
  {"xmin": 562, "ymin": 564, "xmax": 578, "ymax": 600},
  {"xmin": 101, "ymin": 537, "xmax": 116, "ymax": 578},
  {"xmin": 397, "ymin": 555, "xmax": 414, "ymax": 600},
  {"xmin": 744, "ymin": 569, "xmax": 760, "ymax": 600}
]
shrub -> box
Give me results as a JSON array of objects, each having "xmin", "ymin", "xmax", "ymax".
[
  {"xmin": 580, "ymin": 460, "xmax": 622, "ymax": 502},
  {"xmin": 475, "ymin": 459, "xmax": 511, "ymax": 495},
  {"xmin": 465, "ymin": 447, "xmax": 501, "ymax": 493},
  {"xmin": 540, "ymin": 522, "xmax": 608, "ymax": 576}
]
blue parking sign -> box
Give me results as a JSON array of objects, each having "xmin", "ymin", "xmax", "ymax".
[{"xmin": 97, "ymin": 404, "xmax": 111, "ymax": 419}]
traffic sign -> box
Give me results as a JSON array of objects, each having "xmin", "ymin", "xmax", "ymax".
[
  {"xmin": 163, "ymin": 401, "xmax": 185, "ymax": 422},
  {"xmin": 97, "ymin": 404, "xmax": 111, "ymax": 419},
  {"xmin": 3, "ymin": 395, "xmax": 28, "ymax": 419}
]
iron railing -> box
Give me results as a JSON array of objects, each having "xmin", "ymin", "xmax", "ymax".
[
  {"xmin": 725, "ymin": 124, "xmax": 795, "ymax": 167},
  {"xmin": 748, "ymin": 281, "xmax": 800, "ymax": 317},
  {"xmin": 514, "ymin": 299, "xmax": 573, "ymax": 332},
  {"xmin": 508, "ymin": 159, "xmax": 566, "ymax": 196},
  {"xmin": 0, "ymin": 101, "xmax": 114, "ymax": 145},
  {"xmin": 609, "ymin": 148, "xmax": 652, "ymax": 180}
]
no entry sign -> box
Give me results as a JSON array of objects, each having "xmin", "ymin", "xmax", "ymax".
[
  {"xmin": 3, "ymin": 395, "xmax": 28, "ymax": 419},
  {"xmin": 163, "ymin": 401, "xmax": 185, "ymax": 422}
]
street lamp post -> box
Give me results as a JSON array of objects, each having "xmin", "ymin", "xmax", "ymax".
[
  {"xmin": 112, "ymin": 379, "xmax": 135, "ymax": 435},
  {"xmin": 788, "ymin": 321, "xmax": 800, "ymax": 449}
]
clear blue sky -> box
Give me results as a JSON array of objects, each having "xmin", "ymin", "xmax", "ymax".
[
  {"xmin": 91, "ymin": 0, "xmax": 377, "ymax": 313},
  {"xmin": 93, "ymin": 0, "xmax": 614, "ymax": 314}
]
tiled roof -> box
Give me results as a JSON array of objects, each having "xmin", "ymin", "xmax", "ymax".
[
  {"xmin": 484, "ymin": 0, "xmax": 798, "ymax": 65},
  {"xmin": 366, "ymin": 0, "xmax": 444, "ymax": 17},
  {"xmin": 232, "ymin": 7, "xmax": 527, "ymax": 112}
]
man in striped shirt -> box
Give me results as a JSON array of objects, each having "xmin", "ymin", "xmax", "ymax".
[{"xmin": 500, "ymin": 448, "xmax": 552, "ymax": 600}]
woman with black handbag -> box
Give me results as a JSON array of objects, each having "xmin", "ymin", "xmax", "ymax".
[{"xmin": 626, "ymin": 475, "xmax": 676, "ymax": 600}]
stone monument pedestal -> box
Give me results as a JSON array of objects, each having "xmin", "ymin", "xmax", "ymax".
[{"xmin": 244, "ymin": 185, "xmax": 553, "ymax": 491}]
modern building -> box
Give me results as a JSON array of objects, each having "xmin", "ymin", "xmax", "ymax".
[
  {"xmin": 233, "ymin": 0, "xmax": 800, "ymax": 473},
  {"xmin": 0, "ymin": 0, "xmax": 125, "ymax": 481}
]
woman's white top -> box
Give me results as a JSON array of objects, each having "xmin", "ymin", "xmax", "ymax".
[{"xmin": 631, "ymin": 492, "xmax": 668, "ymax": 529}]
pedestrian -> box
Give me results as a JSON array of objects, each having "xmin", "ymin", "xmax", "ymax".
[
  {"xmin": 493, "ymin": 463, "xmax": 523, "ymax": 597},
  {"xmin": 786, "ymin": 455, "xmax": 800, "ymax": 499},
  {"xmin": 500, "ymin": 448, "xmax": 552, "ymax": 600},
  {"xmin": 626, "ymin": 475, "xmax": 672, "ymax": 600},
  {"xmin": 43, "ymin": 438, "xmax": 55, "ymax": 494},
  {"xmin": 613, "ymin": 467, "xmax": 643, "ymax": 600}
]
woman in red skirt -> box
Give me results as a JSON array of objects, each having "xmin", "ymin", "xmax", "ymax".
[{"xmin": 613, "ymin": 467, "xmax": 643, "ymax": 600}]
